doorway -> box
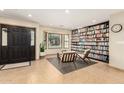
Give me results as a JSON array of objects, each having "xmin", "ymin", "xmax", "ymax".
[{"xmin": 0, "ymin": 24, "xmax": 35, "ymax": 65}]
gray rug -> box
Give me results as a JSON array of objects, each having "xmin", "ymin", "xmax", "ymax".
[{"xmin": 47, "ymin": 57, "xmax": 97, "ymax": 74}]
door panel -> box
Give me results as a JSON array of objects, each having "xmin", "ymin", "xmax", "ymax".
[{"xmin": 31, "ymin": 46, "xmax": 35, "ymax": 60}]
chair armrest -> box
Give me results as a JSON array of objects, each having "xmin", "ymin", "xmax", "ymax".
[
  {"xmin": 57, "ymin": 53, "xmax": 62, "ymax": 60},
  {"xmin": 77, "ymin": 53, "xmax": 85, "ymax": 59}
]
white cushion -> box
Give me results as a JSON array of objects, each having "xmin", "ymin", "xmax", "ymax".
[
  {"xmin": 78, "ymin": 54, "xmax": 85, "ymax": 58},
  {"xmin": 84, "ymin": 49, "xmax": 90, "ymax": 54}
]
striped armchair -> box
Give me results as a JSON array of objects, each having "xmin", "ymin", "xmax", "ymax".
[{"xmin": 57, "ymin": 51, "xmax": 77, "ymax": 68}]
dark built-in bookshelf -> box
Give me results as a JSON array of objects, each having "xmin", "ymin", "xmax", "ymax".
[{"xmin": 71, "ymin": 21, "xmax": 109, "ymax": 63}]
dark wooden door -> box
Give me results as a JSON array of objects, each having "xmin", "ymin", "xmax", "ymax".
[
  {"xmin": 0, "ymin": 24, "xmax": 35, "ymax": 65},
  {"xmin": 7, "ymin": 26, "xmax": 31, "ymax": 63},
  {"xmin": 0, "ymin": 25, "xmax": 1, "ymax": 63}
]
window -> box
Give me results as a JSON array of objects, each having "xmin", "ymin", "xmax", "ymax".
[
  {"xmin": 47, "ymin": 33, "xmax": 69, "ymax": 49},
  {"xmin": 43, "ymin": 31, "xmax": 47, "ymax": 49},
  {"xmin": 63, "ymin": 34, "xmax": 69, "ymax": 48}
]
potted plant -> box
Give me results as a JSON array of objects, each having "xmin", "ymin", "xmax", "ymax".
[
  {"xmin": 40, "ymin": 42, "xmax": 46, "ymax": 56},
  {"xmin": 40, "ymin": 43, "xmax": 45, "ymax": 52}
]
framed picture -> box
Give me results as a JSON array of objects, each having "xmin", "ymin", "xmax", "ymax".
[{"xmin": 48, "ymin": 33, "xmax": 61, "ymax": 49}]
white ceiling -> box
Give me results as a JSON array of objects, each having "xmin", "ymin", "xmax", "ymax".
[{"xmin": 0, "ymin": 9, "xmax": 123, "ymax": 30}]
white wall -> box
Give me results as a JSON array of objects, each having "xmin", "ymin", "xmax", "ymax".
[
  {"xmin": 40, "ymin": 26, "xmax": 71, "ymax": 55},
  {"xmin": 109, "ymin": 12, "xmax": 124, "ymax": 69},
  {"xmin": 0, "ymin": 17, "xmax": 40, "ymax": 60}
]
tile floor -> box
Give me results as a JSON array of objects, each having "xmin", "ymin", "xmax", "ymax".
[{"xmin": 0, "ymin": 55, "xmax": 124, "ymax": 84}]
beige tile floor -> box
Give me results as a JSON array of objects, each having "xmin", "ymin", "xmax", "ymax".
[{"xmin": 0, "ymin": 55, "xmax": 124, "ymax": 84}]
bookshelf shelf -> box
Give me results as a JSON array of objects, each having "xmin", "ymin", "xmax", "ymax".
[{"xmin": 71, "ymin": 21, "xmax": 109, "ymax": 63}]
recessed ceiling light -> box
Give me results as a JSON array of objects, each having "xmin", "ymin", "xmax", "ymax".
[
  {"xmin": 28, "ymin": 14, "xmax": 32, "ymax": 17},
  {"xmin": 65, "ymin": 9, "xmax": 70, "ymax": 14},
  {"xmin": 0, "ymin": 9, "xmax": 4, "ymax": 11},
  {"xmin": 92, "ymin": 20, "xmax": 96, "ymax": 23}
]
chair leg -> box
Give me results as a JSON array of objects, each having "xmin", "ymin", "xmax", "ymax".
[
  {"xmin": 83, "ymin": 59, "xmax": 90, "ymax": 64},
  {"xmin": 60, "ymin": 62, "xmax": 62, "ymax": 68},
  {"xmin": 57, "ymin": 55, "xmax": 61, "ymax": 65},
  {"xmin": 88, "ymin": 58, "xmax": 92, "ymax": 62},
  {"xmin": 57, "ymin": 59, "xmax": 61, "ymax": 64},
  {"xmin": 85, "ymin": 58, "xmax": 91, "ymax": 64},
  {"xmin": 73, "ymin": 62, "xmax": 77, "ymax": 69},
  {"xmin": 79, "ymin": 57, "xmax": 89, "ymax": 64}
]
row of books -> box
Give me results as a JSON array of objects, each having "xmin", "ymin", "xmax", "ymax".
[
  {"xmin": 72, "ymin": 43, "xmax": 109, "ymax": 50},
  {"xmin": 95, "ymin": 29, "xmax": 109, "ymax": 34},
  {"xmin": 71, "ymin": 39, "xmax": 78, "ymax": 42},
  {"xmin": 71, "ymin": 44, "xmax": 78, "ymax": 47},
  {"xmin": 80, "ymin": 38, "xmax": 109, "ymax": 42},
  {"xmin": 80, "ymin": 29, "xmax": 109, "ymax": 36},
  {"xmin": 71, "ymin": 43, "xmax": 81, "ymax": 46},
  {"xmin": 72, "ymin": 30, "xmax": 78, "ymax": 35},
  {"xmin": 72, "ymin": 44, "xmax": 108, "ymax": 49},
  {"xmin": 71, "ymin": 42, "xmax": 78, "ymax": 44},
  {"xmin": 80, "ymin": 28, "xmax": 87, "ymax": 32},
  {"xmin": 81, "ymin": 46, "xmax": 92, "ymax": 49},
  {"xmin": 71, "ymin": 37, "xmax": 80, "ymax": 42},
  {"xmin": 90, "ymin": 50, "xmax": 109, "ymax": 55},
  {"xmin": 87, "ymin": 29, "xmax": 109, "ymax": 34},
  {"xmin": 71, "ymin": 37, "xmax": 79, "ymax": 40},
  {"xmin": 92, "ymin": 46, "xmax": 109, "ymax": 50},
  {"xmin": 72, "ymin": 25, "xmax": 109, "ymax": 35},
  {"xmin": 80, "ymin": 33, "xmax": 109, "ymax": 38},
  {"xmin": 88, "ymin": 53, "xmax": 108, "ymax": 61},
  {"xmin": 72, "ymin": 34, "xmax": 79, "ymax": 37},
  {"xmin": 80, "ymin": 42, "xmax": 108, "ymax": 46},
  {"xmin": 79, "ymin": 24, "xmax": 109, "ymax": 33},
  {"xmin": 81, "ymin": 46, "xmax": 109, "ymax": 50},
  {"xmin": 88, "ymin": 24, "xmax": 109, "ymax": 30},
  {"xmin": 97, "ymin": 42, "xmax": 109, "ymax": 46},
  {"xmin": 95, "ymin": 33, "xmax": 109, "ymax": 38}
]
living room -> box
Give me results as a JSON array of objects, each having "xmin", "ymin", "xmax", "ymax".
[
  {"xmin": 0, "ymin": 9, "xmax": 124, "ymax": 84},
  {"xmin": 1, "ymin": 0, "xmax": 124, "ymax": 92}
]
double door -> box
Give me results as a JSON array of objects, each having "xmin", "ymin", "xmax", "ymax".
[{"xmin": 0, "ymin": 24, "xmax": 35, "ymax": 65}]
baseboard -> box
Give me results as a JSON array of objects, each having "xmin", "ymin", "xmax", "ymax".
[{"xmin": 109, "ymin": 64, "xmax": 124, "ymax": 71}]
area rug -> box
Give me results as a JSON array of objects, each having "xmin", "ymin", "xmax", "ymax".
[{"xmin": 47, "ymin": 57, "xmax": 97, "ymax": 74}]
